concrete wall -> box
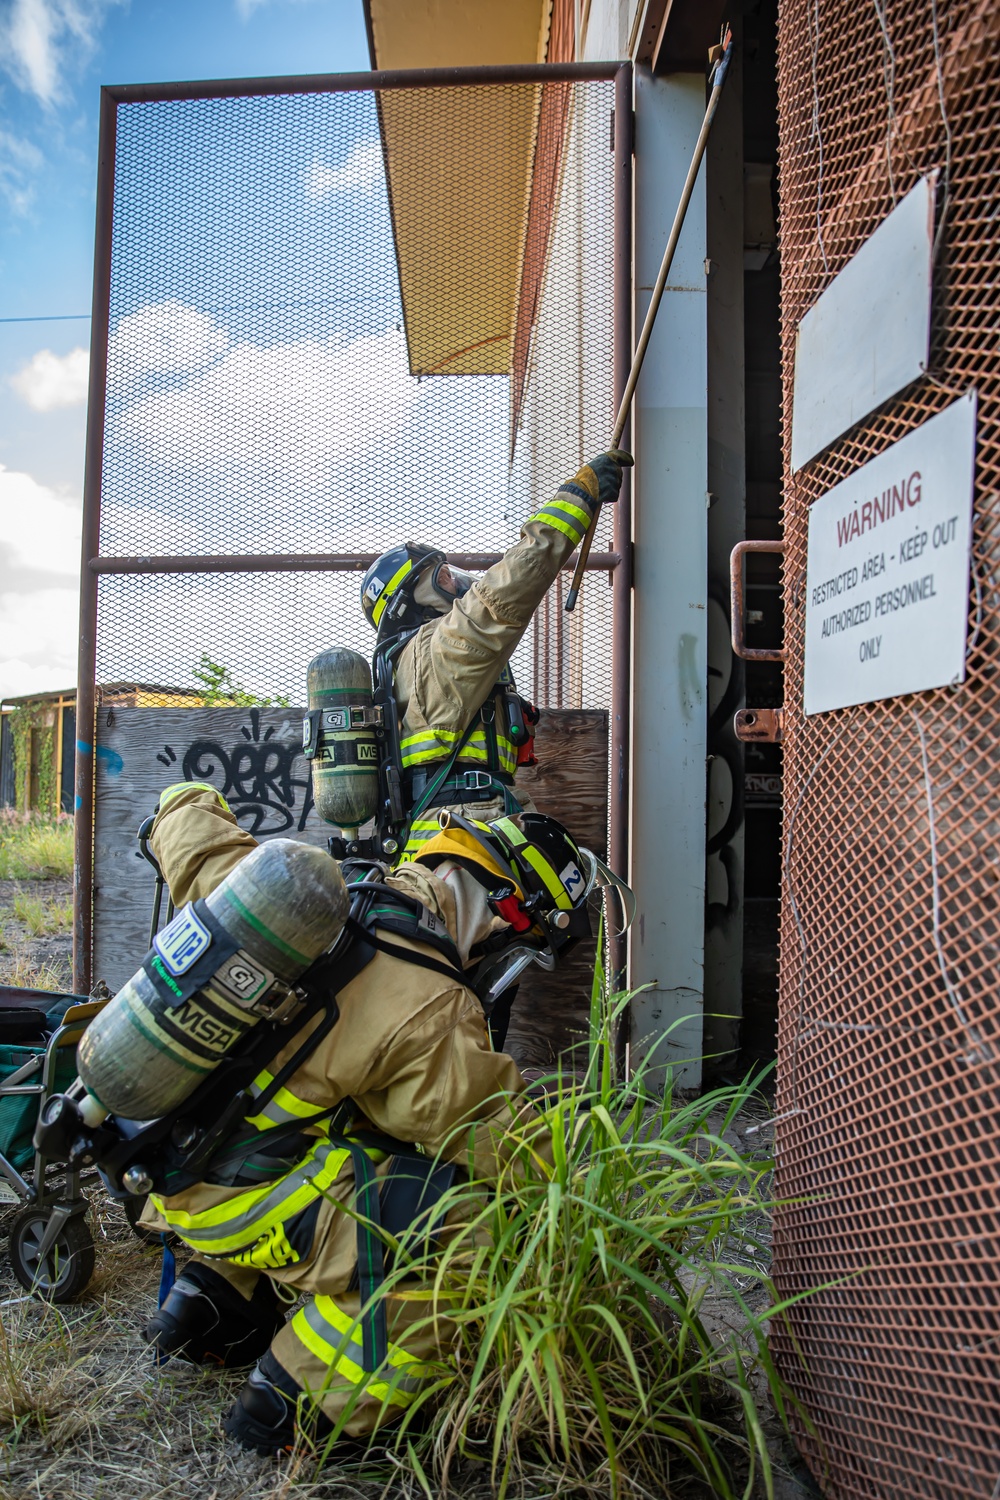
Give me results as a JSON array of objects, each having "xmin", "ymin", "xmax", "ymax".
[{"xmin": 626, "ymin": 67, "xmax": 709, "ymax": 1089}]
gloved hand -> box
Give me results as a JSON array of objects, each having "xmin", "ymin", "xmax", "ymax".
[{"xmin": 568, "ymin": 449, "xmax": 634, "ymax": 506}]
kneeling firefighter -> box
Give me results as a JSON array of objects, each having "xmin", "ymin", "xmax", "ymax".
[
  {"xmin": 40, "ymin": 782, "xmax": 622, "ymax": 1455},
  {"xmin": 304, "ymin": 449, "xmax": 631, "ymax": 1048}
]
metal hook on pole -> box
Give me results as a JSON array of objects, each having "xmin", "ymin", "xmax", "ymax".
[{"xmin": 564, "ymin": 26, "xmax": 735, "ymax": 613}]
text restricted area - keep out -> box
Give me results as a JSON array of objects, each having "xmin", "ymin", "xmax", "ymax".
[{"xmin": 803, "ymin": 392, "xmax": 977, "ymax": 716}]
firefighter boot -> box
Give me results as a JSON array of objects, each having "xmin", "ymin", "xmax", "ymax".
[
  {"xmin": 143, "ymin": 1261, "xmax": 284, "ymax": 1367},
  {"xmin": 223, "ymin": 1348, "xmax": 333, "ymax": 1455}
]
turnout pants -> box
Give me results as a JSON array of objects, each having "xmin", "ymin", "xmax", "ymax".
[{"xmin": 151, "ymin": 1147, "xmax": 454, "ymax": 1438}]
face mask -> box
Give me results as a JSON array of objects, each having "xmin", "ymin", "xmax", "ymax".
[{"xmin": 413, "ymin": 564, "xmax": 475, "ymax": 611}]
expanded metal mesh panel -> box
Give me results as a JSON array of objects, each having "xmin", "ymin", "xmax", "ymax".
[
  {"xmin": 95, "ymin": 77, "xmax": 618, "ymax": 710},
  {"xmin": 774, "ymin": 2, "xmax": 1000, "ymax": 1495}
]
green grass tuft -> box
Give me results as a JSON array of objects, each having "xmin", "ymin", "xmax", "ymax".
[
  {"xmin": 11, "ymin": 890, "xmax": 73, "ymax": 936},
  {"xmin": 0, "ymin": 813, "xmax": 74, "ymax": 881},
  {"xmin": 308, "ymin": 945, "xmax": 810, "ymax": 1498}
]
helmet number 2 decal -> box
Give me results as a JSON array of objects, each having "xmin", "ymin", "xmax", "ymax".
[{"xmin": 559, "ymin": 861, "xmax": 584, "ymax": 899}]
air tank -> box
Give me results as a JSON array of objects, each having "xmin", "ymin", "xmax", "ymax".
[
  {"xmin": 304, "ymin": 647, "xmax": 381, "ymax": 831},
  {"xmin": 76, "ymin": 839, "xmax": 348, "ymax": 1120}
]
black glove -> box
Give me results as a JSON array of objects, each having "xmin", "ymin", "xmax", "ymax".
[{"xmin": 583, "ymin": 448, "xmax": 634, "ymax": 505}]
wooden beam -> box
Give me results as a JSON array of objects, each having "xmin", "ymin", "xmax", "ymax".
[{"xmin": 642, "ymin": 0, "xmax": 726, "ymax": 74}]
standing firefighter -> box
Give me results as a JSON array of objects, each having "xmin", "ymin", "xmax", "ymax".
[
  {"xmin": 360, "ymin": 449, "xmax": 632, "ymax": 859},
  {"xmin": 64, "ymin": 783, "xmax": 610, "ymax": 1456}
]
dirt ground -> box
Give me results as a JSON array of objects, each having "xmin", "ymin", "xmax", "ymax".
[
  {"xmin": 0, "ymin": 876, "xmax": 74, "ymax": 996},
  {"xmin": 0, "ymin": 869, "xmax": 821, "ymax": 1500}
]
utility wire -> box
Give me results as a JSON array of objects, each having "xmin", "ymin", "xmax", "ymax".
[{"xmin": 0, "ymin": 314, "xmax": 91, "ymax": 324}]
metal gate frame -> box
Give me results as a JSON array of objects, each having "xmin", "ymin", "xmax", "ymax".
[{"xmin": 73, "ymin": 61, "xmax": 633, "ymax": 994}]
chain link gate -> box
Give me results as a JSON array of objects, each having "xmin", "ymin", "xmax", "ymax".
[
  {"xmin": 74, "ymin": 63, "xmax": 632, "ymax": 1003},
  {"xmin": 773, "ymin": 2, "xmax": 1000, "ymax": 1494}
]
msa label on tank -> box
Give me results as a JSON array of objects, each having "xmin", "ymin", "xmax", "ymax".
[
  {"xmin": 316, "ymin": 742, "xmax": 379, "ymax": 765},
  {"xmin": 559, "ymin": 862, "xmax": 584, "ymax": 900},
  {"xmin": 154, "ymin": 904, "xmax": 212, "ymax": 976},
  {"xmin": 170, "ymin": 1000, "xmax": 242, "ymax": 1052},
  {"xmin": 211, "ymin": 951, "xmax": 274, "ymax": 1008}
]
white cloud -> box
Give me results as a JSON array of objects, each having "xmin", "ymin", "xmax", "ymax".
[
  {"xmin": 10, "ymin": 346, "xmax": 89, "ymax": 411},
  {"xmin": 0, "ymin": 466, "xmax": 81, "ymax": 698},
  {"xmin": 110, "ymin": 323, "xmax": 418, "ymax": 487},
  {"xmin": 108, "ymin": 301, "xmax": 229, "ymax": 384},
  {"xmin": 0, "ymin": 464, "xmax": 81, "ymax": 576},
  {"xmin": 0, "ymin": 128, "xmax": 43, "ymax": 216},
  {"xmin": 305, "ymin": 140, "xmax": 383, "ymax": 201},
  {"xmin": 0, "ymin": 0, "xmax": 122, "ymax": 108}
]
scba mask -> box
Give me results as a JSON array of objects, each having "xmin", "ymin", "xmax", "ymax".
[{"xmin": 412, "ymin": 562, "xmax": 475, "ymax": 613}]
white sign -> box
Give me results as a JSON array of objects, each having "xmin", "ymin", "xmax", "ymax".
[
  {"xmin": 804, "ymin": 393, "xmax": 977, "ymax": 716},
  {"xmin": 791, "ymin": 176, "xmax": 935, "ymax": 472}
]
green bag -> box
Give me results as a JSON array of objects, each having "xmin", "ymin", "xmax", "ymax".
[{"xmin": 0, "ymin": 1043, "xmax": 79, "ymax": 1172}]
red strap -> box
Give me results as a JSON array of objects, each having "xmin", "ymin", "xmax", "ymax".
[{"xmin": 491, "ymin": 893, "xmax": 533, "ymax": 933}]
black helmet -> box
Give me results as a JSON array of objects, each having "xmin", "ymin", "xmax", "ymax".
[
  {"xmin": 416, "ymin": 809, "xmax": 596, "ymax": 953},
  {"xmin": 360, "ymin": 542, "xmax": 445, "ymax": 637}
]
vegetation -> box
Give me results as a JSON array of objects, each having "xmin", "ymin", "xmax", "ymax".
[
  {"xmin": 308, "ymin": 972, "xmax": 805, "ymax": 1499},
  {"xmin": 192, "ymin": 655, "xmax": 291, "ymax": 709},
  {"xmin": 5, "ymin": 706, "xmax": 58, "ymax": 815},
  {"xmin": 12, "ymin": 889, "xmax": 73, "ymax": 937},
  {"xmin": 0, "ymin": 812, "xmax": 74, "ymax": 880}
]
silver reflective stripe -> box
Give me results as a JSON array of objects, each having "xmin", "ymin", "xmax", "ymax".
[
  {"xmin": 297, "ymin": 1298, "xmax": 425, "ymax": 1394},
  {"xmin": 158, "ymin": 1139, "xmax": 348, "ymax": 1255}
]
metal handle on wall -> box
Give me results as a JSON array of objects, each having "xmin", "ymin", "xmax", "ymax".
[{"xmin": 730, "ymin": 539, "xmax": 786, "ymax": 662}]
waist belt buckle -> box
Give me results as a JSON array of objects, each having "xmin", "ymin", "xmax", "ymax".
[{"xmin": 460, "ymin": 770, "xmax": 494, "ymax": 792}]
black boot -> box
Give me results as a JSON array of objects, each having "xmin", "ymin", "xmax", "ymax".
[
  {"xmin": 223, "ymin": 1349, "xmax": 333, "ymax": 1455},
  {"xmin": 143, "ymin": 1262, "xmax": 284, "ymax": 1367}
]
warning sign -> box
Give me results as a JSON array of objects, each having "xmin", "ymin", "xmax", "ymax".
[{"xmin": 804, "ymin": 393, "xmax": 977, "ymax": 715}]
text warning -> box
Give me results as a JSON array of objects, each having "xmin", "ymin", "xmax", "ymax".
[{"xmin": 804, "ymin": 392, "xmax": 977, "ymax": 715}]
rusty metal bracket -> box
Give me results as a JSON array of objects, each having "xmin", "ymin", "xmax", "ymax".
[
  {"xmin": 734, "ymin": 707, "xmax": 784, "ymax": 743},
  {"xmin": 730, "ymin": 539, "xmax": 786, "ymax": 661}
]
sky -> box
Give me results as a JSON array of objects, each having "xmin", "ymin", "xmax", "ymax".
[
  {"xmin": 0, "ymin": 0, "xmax": 612, "ymax": 708},
  {"xmin": 0, "ymin": 0, "xmax": 380, "ymax": 700}
]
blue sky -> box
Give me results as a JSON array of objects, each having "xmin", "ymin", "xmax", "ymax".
[{"xmin": 0, "ymin": 0, "xmax": 377, "ymax": 697}]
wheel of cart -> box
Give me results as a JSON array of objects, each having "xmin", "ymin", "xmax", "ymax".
[
  {"xmin": 0, "ymin": 987, "xmax": 107, "ymax": 1303},
  {"xmin": 7, "ymin": 1201, "xmax": 95, "ymax": 1300}
]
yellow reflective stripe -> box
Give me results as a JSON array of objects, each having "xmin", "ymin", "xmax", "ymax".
[
  {"xmin": 493, "ymin": 816, "xmax": 527, "ymax": 847},
  {"xmin": 401, "ymin": 719, "xmax": 515, "ymax": 772},
  {"xmin": 230, "ymin": 1221, "xmax": 300, "ymax": 1270},
  {"xmin": 291, "ymin": 1297, "xmax": 430, "ymax": 1408},
  {"xmin": 152, "ymin": 1142, "xmax": 351, "ymax": 1255},
  {"xmin": 532, "ymin": 511, "xmax": 584, "ymax": 545},
  {"xmin": 244, "ymin": 1068, "xmax": 323, "ymax": 1130},
  {"xmin": 520, "ymin": 843, "xmax": 573, "ymax": 909},
  {"xmin": 400, "ymin": 728, "xmax": 459, "ymax": 750},
  {"xmin": 534, "ymin": 497, "xmax": 591, "ymax": 544},
  {"xmin": 371, "ymin": 558, "xmax": 413, "ymax": 627},
  {"xmin": 548, "ymin": 497, "xmax": 592, "ymax": 527}
]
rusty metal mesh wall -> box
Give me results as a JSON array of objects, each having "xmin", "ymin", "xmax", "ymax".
[
  {"xmin": 95, "ymin": 77, "xmax": 616, "ymax": 710},
  {"xmin": 774, "ymin": 2, "xmax": 1000, "ymax": 1495}
]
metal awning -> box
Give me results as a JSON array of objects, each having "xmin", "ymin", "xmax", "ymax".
[{"xmin": 364, "ymin": 0, "xmax": 549, "ymax": 376}]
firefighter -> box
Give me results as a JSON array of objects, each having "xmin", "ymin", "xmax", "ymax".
[
  {"xmin": 360, "ymin": 449, "xmax": 633, "ymax": 857},
  {"xmin": 360, "ymin": 451, "xmax": 630, "ymax": 1048},
  {"xmin": 139, "ymin": 782, "xmax": 600, "ymax": 1456}
]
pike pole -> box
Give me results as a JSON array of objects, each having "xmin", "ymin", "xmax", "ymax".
[{"xmin": 565, "ymin": 27, "xmax": 735, "ymax": 612}]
